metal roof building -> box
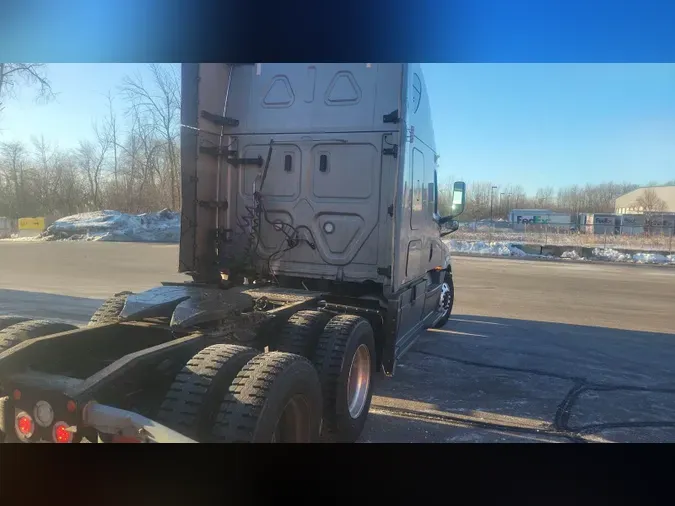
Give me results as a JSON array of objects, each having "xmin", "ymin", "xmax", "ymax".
[{"xmin": 615, "ymin": 185, "xmax": 675, "ymax": 214}]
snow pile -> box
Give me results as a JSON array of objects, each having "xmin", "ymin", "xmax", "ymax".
[
  {"xmin": 561, "ymin": 250, "xmax": 583, "ymax": 260},
  {"xmin": 592, "ymin": 248, "xmax": 632, "ymax": 262},
  {"xmin": 447, "ymin": 240, "xmax": 528, "ymax": 257},
  {"xmin": 591, "ymin": 248, "xmax": 675, "ymax": 265},
  {"xmin": 40, "ymin": 209, "xmax": 180, "ymax": 243},
  {"xmin": 632, "ymin": 252, "xmax": 671, "ymax": 264},
  {"xmin": 447, "ymin": 240, "xmax": 675, "ymax": 265}
]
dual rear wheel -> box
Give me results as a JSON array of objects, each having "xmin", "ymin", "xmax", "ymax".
[{"xmin": 158, "ymin": 311, "xmax": 377, "ymax": 443}]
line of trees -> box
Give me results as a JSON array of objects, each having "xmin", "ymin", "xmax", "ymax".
[
  {"xmin": 438, "ymin": 180, "xmax": 675, "ymax": 221},
  {"xmin": 1, "ymin": 63, "xmax": 673, "ymax": 222},
  {"xmin": 0, "ymin": 64, "xmax": 180, "ymax": 219}
]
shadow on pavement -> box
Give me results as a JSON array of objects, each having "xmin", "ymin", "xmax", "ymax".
[
  {"xmin": 0, "ymin": 288, "xmax": 103, "ymax": 325},
  {"xmin": 2, "ymin": 289, "xmax": 674, "ymax": 443},
  {"xmin": 363, "ymin": 315, "xmax": 675, "ymax": 443}
]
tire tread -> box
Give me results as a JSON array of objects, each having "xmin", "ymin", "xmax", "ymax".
[
  {"xmin": 0, "ymin": 320, "xmax": 78, "ymax": 353},
  {"xmin": 157, "ymin": 344, "xmax": 259, "ymax": 440},
  {"xmin": 213, "ymin": 352, "xmax": 319, "ymax": 443},
  {"xmin": 88, "ymin": 291, "xmax": 133, "ymax": 326}
]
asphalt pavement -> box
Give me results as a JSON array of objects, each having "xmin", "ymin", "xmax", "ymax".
[{"xmin": 1, "ymin": 241, "xmax": 674, "ymax": 442}]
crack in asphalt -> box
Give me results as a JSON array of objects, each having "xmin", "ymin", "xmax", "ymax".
[{"xmin": 407, "ymin": 348, "xmax": 675, "ymax": 442}]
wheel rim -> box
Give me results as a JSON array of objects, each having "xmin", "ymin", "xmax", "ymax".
[
  {"xmin": 270, "ymin": 394, "xmax": 312, "ymax": 443},
  {"xmin": 439, "ymin": 282, "xmax": 452, "ymax": 314},
  {"xmin": 347, "ymin": 344, "xmax": 372, "ymax": 419}
]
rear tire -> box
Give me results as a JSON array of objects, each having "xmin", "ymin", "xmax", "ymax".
[
  {"xmin": 157, "ymin": 344, "xmax": 260, "ymax": 441},
  {"xmin": 88, "ymin": 291, "xmax": 133, "ymax": 326},
  {"xmin": 273, "ymin": 310, "xmax": 330, "ymax": 357},
  {"xmin": 434, "ymin": 272, "xmax": 455, "ymax": 329},
  {"xmin": 212, "ymin": 352, "xmax": 322, "ymax": 443},
  {"xmin": 0, "ymin": 316, "xmax": 31, "ymax": 332},
  {"xmin": 313, "ymin": 314, "xmax": 376, "ymax": 443},
  {"xmin": 0, "ymin": 320, "xmax": 78, "ymax": 354}
]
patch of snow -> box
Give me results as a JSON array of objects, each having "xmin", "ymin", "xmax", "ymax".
[
  {"xmin": 447, "ymin": 240, "xmax": 675, "ymax": 266},
  {"xmin": 447, "ymin": 240, "xmax": 528, "ymax": 257},
  {"xmin": 561, "ymin": 250, "xmax": 583, "ymax": 260},
  {"xmin": 591, "ymin": 248, "xmax": 675, "ymax": 265},
  {"xmin": 4, "ymin": 234, "xmax": 40, "ymax": 242},
  {"xmin": 36, "ymin": 209, "xmax": 180, "ymax": 243},
  {"xmin": 633, "ymin": 253, "xmax": 670, "ymax": 264},
  {"xmin": 592, "ymin": 248, "xmax": 633, "ymax": 262}
]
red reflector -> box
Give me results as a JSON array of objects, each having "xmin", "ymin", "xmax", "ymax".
[
  {"xmin": 12, "ymin": 389, "xmax": 21, "ymax": 401},
  {"xmin": 17, "ymin": 416, "xmax": 33, "ymax": 435},
  {"xmin": 112, "ymin": 435, "xmax": 141, "ymax": 443},
  {"xmin": 53, "ymin": 423, "xmax": 73, "ymax": 443},
  {"xmin": 66, "ymin": 400, "xmax": 77, "ymax": 413}
]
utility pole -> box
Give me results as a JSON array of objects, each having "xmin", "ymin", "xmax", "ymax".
[
  {"xmin": 490, "ymin": 185, "xmax": 498, "ymax": 223},
  {"xmin": 500, "ymin": 192, "xmax": 505, "ymax": 218}
]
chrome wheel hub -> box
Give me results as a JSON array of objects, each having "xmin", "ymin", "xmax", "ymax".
[
  {"xmin": 439, "ymin": 282, "xmax": 452, "ymax": 313},
  {"xmin": 347, "ymin": 344, "xmax": 371, "ymax": 419}
]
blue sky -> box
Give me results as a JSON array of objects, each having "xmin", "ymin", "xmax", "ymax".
[
  {"xmin": 423, "ymin": 63, "xmax": 675, "ymax": 192},
  {"xmin": 0, "ymin": 63, "xmax": 180, "ymax": 149},
  {"xmin": 1, "ymin": 63, "xmax": 674, "ymax": 194}
]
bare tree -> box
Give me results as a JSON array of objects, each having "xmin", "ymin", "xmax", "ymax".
[
  {"xmin": 0, "ymin": 141, "xmax": 28, "ymax": 216},
  {"xmin": 104, "ymin": 91, "xmax": 120, "ymax": 185},
  {"xmin": 77, "ymin": 123, "xmax": 112, "ymax": 209},
  {"xmin": 0, "ymin": 64, "xmax": 55, "ymax": 117},
  {"xmin": 634, "ymin": 188, "xmax": 668, "ymax": 213},
  {"xmin": 120, "ymin": 64, "xmax": 181, "ymax": 209},
  {"xmin": 535, "ymin": 186, "xmax": 554, "ymax": 208}
]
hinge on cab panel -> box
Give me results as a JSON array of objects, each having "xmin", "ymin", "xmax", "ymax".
[
  {"xmin": 383, "ymin": 145, "xmax": 398, "ymax": 158},
  {"xmin": 383, "ymin": 110, "xmax": 399, "ymax": 124},
  {"xmin": 387, "ymin": 204, "xmax": 394, "ymax": 217},
  {"xmin": 198, "ymin": 200, "xmax": 229, "ymax": 209},
  {"xmin": 198, "ymin": 146, "xmax": 264, "ymax": 168},
  {"xmin": 201, "ymin": 110, "xmax": 239, "ymax": 127},
  {"xmin": 377, "ymin": 266, "xmax": 392, "ymax": 278},
  {"xmin": 227, "ymin": 156, "xmax": 264, "ymax": 168}
]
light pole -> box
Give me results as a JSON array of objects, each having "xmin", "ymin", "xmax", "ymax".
[
  {"xmin": 500, "ymin": 192, "xmax": 505, "ymax": 218},
  {"xmin": 490, "ymin": 185, "xmax": 498, "ymax": 223}
]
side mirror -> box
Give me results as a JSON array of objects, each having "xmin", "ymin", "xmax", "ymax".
[
  {"xmin": 433, "ymin": 180, "xmax": 466, "ymax": 227},
  {"xmin": 440, "ymin": 220, "xmax": 459, "ymax": 237},
  {"xmin": 450, "ymin": 181, "xmax": 466, "ymax": 217}
]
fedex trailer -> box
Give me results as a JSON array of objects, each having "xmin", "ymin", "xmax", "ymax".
[{"xmin": 509, "ymin": 209, "xmax": 571, "ymax": 231}]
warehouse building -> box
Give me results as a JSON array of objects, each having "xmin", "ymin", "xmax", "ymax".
[{"xmin": 615, "ymin": 185, "xmax": 675, "ymax": 214}]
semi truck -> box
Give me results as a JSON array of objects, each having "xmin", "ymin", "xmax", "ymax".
[{"xmin": 0, "ymin": 63, "xmax": 466, "ymax": 443}]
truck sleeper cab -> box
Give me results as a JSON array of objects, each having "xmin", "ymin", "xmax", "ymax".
[{"xmin": 0, "ymin": 63, "xmax": 465, "ymax": 444}]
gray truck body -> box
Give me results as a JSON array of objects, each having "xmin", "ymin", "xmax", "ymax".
[
  {"xmin": 180, "ymin": 63, "xmax": 455, "ymax": 368},
  {"xmin": 0, "ymin": 63, "xmax": 463, "ymax": 444}
]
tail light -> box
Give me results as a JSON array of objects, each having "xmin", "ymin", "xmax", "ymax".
[
  {"xmin": 53, "ymin": 422, "xmax": 74, "ymax": 443},
  {"xmin": 15, "ymin": 412, "xmax": 35, "ymax": 440}
]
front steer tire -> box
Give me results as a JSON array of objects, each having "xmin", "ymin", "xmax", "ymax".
[
  {"xmin": 212, "ymin": 352, "xmax": 323, "ymax": 443},
  {"xmin": 0, "ymin": 320, "xmax": 78, "ymax": 354},
  {"xmin": 434, "ymin": 272, "xmax": 455, "ymax": 329},
  {"xmin": 88, "ymin": 291, "xmax": 133, "ymax": 326},
  {"xmin": 157, "ymin": 344, "xmax": 260, "ymax": 441},
  {"xmin": 313, "ymin": 314, "xmax": 376, "ymax": 443}
]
